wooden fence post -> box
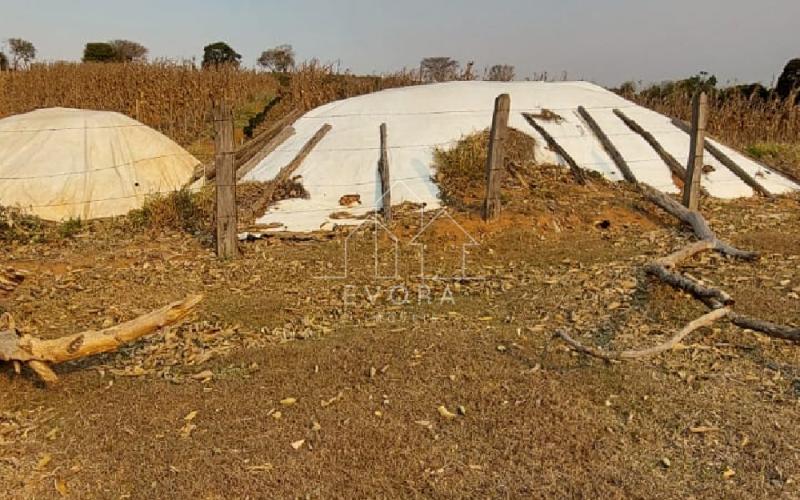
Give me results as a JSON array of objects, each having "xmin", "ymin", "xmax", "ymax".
[
  {"xmin": 483, "ymin": 94, "xmax": 511, "ymax": 221},
  {"xmin": 682, "ymin": 91, "xmax": 708, "ymax": 211},
  {"xmin": 213, "ymin": 101, "xmax": 238, "ymax": 260},
  {"xmin": 378, "ymin": 123, "xmax": 392, "ymax": 223}
]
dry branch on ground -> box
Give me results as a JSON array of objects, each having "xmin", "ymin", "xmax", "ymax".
[
  {"xmin": 0, "ymin": 294, "xmax": 203, "ymax": 384},
  {"xmin": 556, "ymin": 181, "xmax": 799, "ymax": 360}
]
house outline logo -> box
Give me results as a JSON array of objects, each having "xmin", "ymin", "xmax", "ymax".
[
  {"xmin": 375, "ymin": 178, "xmax": 429, "ymax": 228},
  {"xmin": 409, "ymin": 208, "xmax": 481, "ymax": 282},
  {"xmin": 318, "ymin": 178, "xmax": 430, "ymax": 280},
  {"xmin": 317, "ymin": 213, "xmax": 400, "ymax": 280},
  {"xmin": 316, "ymin": 179, "xmax": 481, "ymax": 282}
]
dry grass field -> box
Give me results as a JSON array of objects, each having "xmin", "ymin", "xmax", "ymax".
[{"xmin": 2, "ymin": 148, "xmax": 799, "ymax": 498}]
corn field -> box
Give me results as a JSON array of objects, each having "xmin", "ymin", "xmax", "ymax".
[
  {"xmin": 627, "ymin": 88, "xmax": 800, "ymax": 149},
  {"xmin": 0, "ymin": 61, "xmax": 277, "ymax": 146},
  {"xmin": 2, "ymin": 60, "xmax": 796, "ymax": 158},
  {"xmin": 283, "ymin": 60, "xmax": 418, "ymax": 112}
]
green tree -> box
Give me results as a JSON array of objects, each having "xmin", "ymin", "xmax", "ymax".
[
  {"xmin": 202, "ymin": 42, "xmax": 241, "ymax": 69},
  {"xmin": 776, "ymin": 58, "xmax": 800, "ymax": 100},
  {"xmin": 83, "ymin": 43, "xmax": 116, "ymax": 62},
  {"xmin": 7, "ymin": 38, "xmax": 36, "ymax": 70},
  {"xmin": 109, "ymin": 40, "xmax": 148, "ymax": 62},
  {"xmin": 420, "ymin": 57, "xmax": 459, "ymax": 82},
  {"xmin": 257, "ymin": 44, "xmax": 295, "ymax": 72},
  {"xmin": 615, "ymin": 81, "xmax": 637, "ymax": 98},
  {"xmin": 639, "ymin": 72, "xmax": 718, "ymax": 100}
]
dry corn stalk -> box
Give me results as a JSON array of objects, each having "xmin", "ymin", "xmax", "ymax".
[{"xmin": 0, "ymin": 62, "xmax": 276, "ymax": 147}]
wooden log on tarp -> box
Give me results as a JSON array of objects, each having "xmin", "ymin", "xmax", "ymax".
[
  {"xmin": 235, "ymin": 109, "xmax": 303, "ymax": 167},
  {"xmin": 248, "ymin": 123, "xmax": 332, "ymax": 220},
  {"xmin": 236, "ymin": 126, "xmax": 295, "ymax": 181},
  {"xmin": 613, "ymin": 109, "xmax": 688, "ymax": 188},
  {"xmin": 523, "ymin": 112, "xmax": 587, "ymax": 185},
  {"xmin": 577, "ymin": 106, "xmax": 638, "ymax": 184},
  {"xmin": 203, "ymin": 109, "xmax": 302, "ymax": 182},
  {"xmin": 671, "ymin": 118, "xmax": 772, "ymax": 198},
  {"xmin": 270, "ymin": 123, "xmax": 332, "ymax": 191}
]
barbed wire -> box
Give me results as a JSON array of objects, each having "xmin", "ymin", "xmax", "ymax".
[
  {"xmin": 1, "ymin": 101, "xmax": 771, "ymax": 214},
  {"xmin": 0, "ymin": 153, "xmax": 194, "ymax": 180},
  {"xmin": 16, "ymin": 156, "xmax": 759, "ymax": 213},
  {"xmin": 297, "ymin": 103, "xmax": 641, "ymax": 120},
  {"xmin": 0, "ymin": 126, "xmax": 689, "ymax": 180},
  {"xmin": 266, "ymin": 129, "xmax": 689, "ymax": 156},
  {"xmin": 0, "ymin": 123, "xmax": 151, "ymax": 134},
  {"xmin": 17, "ymin": 185, "xmax": 204, "ymax": 210}
]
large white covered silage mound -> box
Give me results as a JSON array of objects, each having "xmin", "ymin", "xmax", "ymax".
[
  {"xmin": 0, "ymin": 108, "xmax": 199, "ymax": 221},
  {"xmin": 244, "ymin": 81, "xmax": 798, "ymax": 233}
]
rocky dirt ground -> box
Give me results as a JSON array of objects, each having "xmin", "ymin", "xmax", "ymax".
[{"xmin": 1, "ymin": 169, "xmax": 799, "ymax": 498}]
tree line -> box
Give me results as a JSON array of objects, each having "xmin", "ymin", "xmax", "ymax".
[
  {"xmin": 0, "ymin": 38, "xmax": 518, "ymax": 82},
  {"xmin": 615, "ymin": 63, "xmax": 800, "ymax": 103},
  {"xmin": 0, "ymin": 38, "xmax": 296, "ymax": 71}
]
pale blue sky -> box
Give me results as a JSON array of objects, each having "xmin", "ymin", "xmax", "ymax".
[{"xmin": 1, "ymin": 0, "xmax": 798, "ymax": 86}]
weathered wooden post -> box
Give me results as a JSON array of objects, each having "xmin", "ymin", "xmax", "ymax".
[
  {"xmin": 483, "ymin": 94, "xmax": 511, "ymax": 221},
  {"xmin": 378, "ymin": 123, "xmax": 392, "ymax": 223},
  {"xmin": 682, "ymin": 91, "xmax": 708, "ymax": 211},
  {"xmin": 213, "ymin": 101, "xmax": 238, "ymax": 259}
]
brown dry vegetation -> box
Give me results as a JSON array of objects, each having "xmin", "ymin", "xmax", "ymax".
[
  {"xmin": 433, "ymin": 128, "xmax": 539, "ymax": 210},
  {"xmin": 0, "ymin": 60, "xmax": 419, "ymax": 169},
  {"xmin": 283, "ymin": 60, "xmax": 418, "ymax": 112},
  {"xmin": 632, "ymin": 90, "xmax": 800, "ymax": 147},
  {"xmin": 0, "ymin": 62, "xmax": 278, "ymax": 147},
  {"xmin": 628, "ymin": 88, "xmax": 800, "ymax": 180}
]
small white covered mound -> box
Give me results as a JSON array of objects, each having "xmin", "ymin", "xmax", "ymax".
[
  {"xmin": 0, "ymin": 108, "xmax": 199, "ymax": 221},
  {"xmin": 245, "ymin": 81, "xmax": 798, "ymax": 233}
]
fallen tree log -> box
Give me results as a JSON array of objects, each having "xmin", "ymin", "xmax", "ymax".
[
  {"xmin": 639, "ymin": 184, "xmax": 759, "ymax": 260},
  {"xmin": 645, "ymin": 262, "xmax": 734, "ymax": 305},
  {"xmin": 554, "ymin": 174, "xmax": 796, "ymax": 358},
  {"xmin": 729, "ymin": 314, "xmax": 800, "ymax": 343},
  {"xmin": 557, "ymin": 232, "xmax": 798, "ymax": 359},
  {"xmin": 0, "ymin": 294, "xmax": 203, "ymax": 383}
]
